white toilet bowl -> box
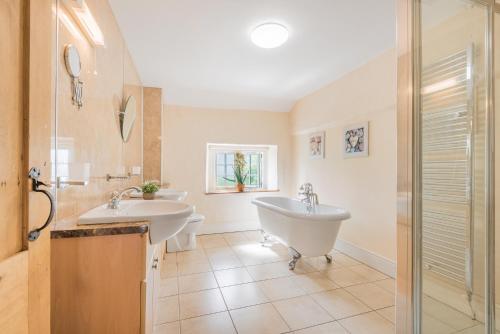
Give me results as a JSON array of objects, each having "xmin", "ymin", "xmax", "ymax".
[{"xmin": 167, "ymin": 213, "xmax": 205, "ymax": 252}]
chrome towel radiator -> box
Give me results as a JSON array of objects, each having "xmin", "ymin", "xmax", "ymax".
[{"xmin": 421, "ymin": 47, "xmax": 474, "ymax": 299}]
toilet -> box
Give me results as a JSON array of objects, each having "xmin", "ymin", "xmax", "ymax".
[{"xmin": 167, "ymin": 213, "xmax": 205, "ymax": 252}]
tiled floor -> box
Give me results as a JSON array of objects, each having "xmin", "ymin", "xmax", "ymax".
[
  {"xmin": 155, "ymin": 231, "xmax": 484, "ymax": 334},
  {"xmin": 154, "ymin": 231, "xmax": 396, "ymax": 334}
]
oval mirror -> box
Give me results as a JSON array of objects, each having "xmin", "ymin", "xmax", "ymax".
[
  {"xmin": 64, "ymin": 44, "xmax": 81, "ymax": 78},
  {"xmin": 120, "ymin": 96, "xmax": 137, "ymax": 142}
]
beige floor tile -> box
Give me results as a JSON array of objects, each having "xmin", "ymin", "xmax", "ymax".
[
  {"xmin": 345, "ymin": 283, "xmax": 394, "ymax": 310},
  {"xmin": 158, "ymin": 277, "xmax": 179, "ymax": 297},
  {"xmin": 348, "ymin": 264, "xmax": 388, "ymax": 282},
  {"xmin": 164, "ymin": 252, "xmax": 177, "ymax": 264},
  {"xmin": 421, "ymin": 313, "xmax": 456, "ymax": 334},
  {"xmin": 304, "ymin": 256, "xmax": 341, "ymax": 271},
  {"xmin": 155, "ymin": 296, "xmax": 180, "ymax": 325},
  {"xmin": 230, "ymin": 303, "xmax": 290, "ymax": 334},
  {"xmin": 200, "ymin": 234, "xmax": 229, "ymax": 248},
  {"xmin": 161, "ymin": 262, "xmax": 179, "ymax": 278},
  {"xmin": 242, "ymin": 230, "xmax": 264, "ymax": 242},
  {"xmin": 178, "ymin": 260, "xmax": 212, "ymax": 276},
  {"xmin": 373, "ymin": 278, "xmax": 395, "ymax": 294},
  {"xmin": 376, "ymin": 306, "xmax": 395, "ymax": 324},
  {"xmin": 209, "ymin": 254, "xmax": 243, "ymax": 271},
  {"xmin": 180, "ymin": 311, "xmax": 236, "ymax": 334},
  {"xmin": 246, "ymin": 262, "xmax": 293, "ymax": 281},
  {"xmin": 179, "ymin": 289, "xmax": 227, "ymax": 319},
  {"xmin": 293, "ymin": 321, "xmax": 348, "ymax": 334},
  {"xmin": 422, "ymin": 295, "xmax": 478, "ymax": 331},
  {"xmin": 214, "ymin": 267, "xmax": 254, "ymax": 287},
  {"xmin": 273, "ymin": 295, "xmax": 333, "ymax": 330},
  {"xmin": 291, "ymin": 272, "xmax": 339, "ymax": 294},
  {"xmin": 290, "ymin": 260, "xmax": 318, "ymax": 274},
  {"xmin": 339, "ymin": 311, "xmax": 395, "ymax": 334},
  {"xmin": 325, "ymin": 267, "xmax": 369, "ymax": 287},
  {"xmin": 179, "ymin": 272, "xmax": 218, "ymax": 294},
  {"xmin": 311, "ymin": 289, "xmax": 370, "ymax": 319},
  {"xmin": 331, "ymin": 253, "xmax": 360, "ymax": 267},
  {"xmin": 223, "ymin": 232, "xmax": 251, "ymax": 245},
  {"xmin": 154, "ymin": 321, "xmax": 180, "ymax": 334},
  {"xmin": 221, "ymin": 282, "xmax": 269, "ymax": 309},
  {"xmin": 233, "ymin": 243, "xmax": 285, "ymax": 265},
  {"xmin": 176, "ymin": 249, "xmax": 207, "ymax": 263},
  {"xmin": 205, "ymin": 247, "xmax": 235, "ymax": 257},
  {"xmin": 454, "ymin": 325, "xmax": 489, "ymax": 334},
  {"xmin": 257, "ymin": 276, "xmax": 306, "ymax": 301}
]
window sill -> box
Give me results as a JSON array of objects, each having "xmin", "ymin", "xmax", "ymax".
[{"xmin": 205, "ymin": 189, "xmax": 280, "ymax": 195}]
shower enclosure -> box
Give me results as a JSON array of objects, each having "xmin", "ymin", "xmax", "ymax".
[{"xmin": 397, "ymin": 0, "xmax": 499, "ymax": 332}]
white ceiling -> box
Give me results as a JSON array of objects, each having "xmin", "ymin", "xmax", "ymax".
[{"xmin": 109, "ymin": 0, "xmax": 396, "ymax": 112}]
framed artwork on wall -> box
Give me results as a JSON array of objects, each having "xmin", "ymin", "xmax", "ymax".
[
  {"xmin": 309, "ymin": 131, "xmax": 325, "ymax": 159},
  {"xmin": 344, "ymin": 122, "xmax": 369, "ymax": 158}
]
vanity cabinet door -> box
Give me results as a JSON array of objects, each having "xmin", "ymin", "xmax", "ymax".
[{"xmin": 142, "ymin": 244, "xmax": 160, "ymax": 334}]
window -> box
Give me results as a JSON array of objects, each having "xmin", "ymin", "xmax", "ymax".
[
  {"xmin": 216, "ymin": 152, "xmax": 262, "ymax": 189},
  {"xmin": 206, "ymin": 144, "xmax": 278, "ymax": 193}
]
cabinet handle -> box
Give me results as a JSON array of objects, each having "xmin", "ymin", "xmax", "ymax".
[{"xmin": 152, "ymin": 258, "xmax": 159, "ymax": 269}]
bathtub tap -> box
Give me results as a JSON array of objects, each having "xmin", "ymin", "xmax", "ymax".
[
  {"xmin": 298, "ymin": 183, "xmax": 319, "ymax": 210},
  {"xmin": 252, "ymin": 196, "xmax": 350, "ymax": 270}
]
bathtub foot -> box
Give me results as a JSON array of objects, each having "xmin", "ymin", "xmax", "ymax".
[
  {"xmin": 260, "ymin": 231, "xmax": 272, "ymax": 247},
  {"xmin": 288, "ymin": 248, "xmax": 302, "ymax": 270},
  {"xmin": 325, "ymin": 254, "xmax": 332, "ymax": 263}
]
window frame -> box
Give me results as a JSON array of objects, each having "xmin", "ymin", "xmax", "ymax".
[{"xmin": 206, "ymin": 143, "xmax": 277, "ymax": 193}]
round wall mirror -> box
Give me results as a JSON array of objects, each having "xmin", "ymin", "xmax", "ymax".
[
  {"xmin": 120, "ymin": 95, "xmax": 137, "ymax": 142},
  {"xmin": 64, "ymin": 44, "xmax": 81, "ymax": 77}
]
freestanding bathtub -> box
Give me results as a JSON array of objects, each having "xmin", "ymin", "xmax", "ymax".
[{"xmin": 252, "ymin": 196, "xmax": 350, "ymax": 269}]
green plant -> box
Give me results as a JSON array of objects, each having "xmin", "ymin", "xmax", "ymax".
[
  {"xmin": 223, "ymin": 152, "xmax": 248, "ymax": 185},
  {"xmin": 142, "ymin": 181, "xmax": 159, "ymax": 194}
]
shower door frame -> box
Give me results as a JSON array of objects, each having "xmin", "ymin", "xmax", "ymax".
[{"xmin": 396, "ymin": 0, "xmax": 497, "ymax": 333}]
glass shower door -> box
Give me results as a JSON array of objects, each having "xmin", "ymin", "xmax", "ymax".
[{"xmin": 418, "ymin": 0, "xmax": 490, "ymax": 332}]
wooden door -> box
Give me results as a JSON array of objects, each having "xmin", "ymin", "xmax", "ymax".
[{"xmin": 0, "ymin": 0, "xmax": 53, "ymax": 333}]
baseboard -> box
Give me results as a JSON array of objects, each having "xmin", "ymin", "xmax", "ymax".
[
  {"xmin": 334, "ymin": 239, "xmax": 396, "ymax": 278},
  {"xmin": 199, "ymin": 221, "xmax": 261, "ymax": 235}
]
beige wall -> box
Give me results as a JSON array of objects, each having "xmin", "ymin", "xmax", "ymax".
[
  {"xmin": 162, "ymin": 105, "xmax": 291, "ymax": 233},
  {"xmin": 54, "ymin": 0, "xmax": 143, "ymax": 225},
  {"xmin": 290, "ymin": 49, "xmax": 397, "ymax": 262}
]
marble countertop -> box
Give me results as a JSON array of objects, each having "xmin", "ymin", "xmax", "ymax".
[{"xmin": 51, "ymin": 218, "xmax": 149, "ymax": 239}]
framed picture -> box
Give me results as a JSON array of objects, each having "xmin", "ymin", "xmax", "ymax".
[
  {"xmin": 344, "ymin": 122, "xmax": 369, "ymax": 158},
  {"xmin": 309, "ymin": 131, "xmax": 325, "ymax": 159}
]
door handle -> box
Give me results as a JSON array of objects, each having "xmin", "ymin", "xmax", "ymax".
[{"xmin": 27, "ymin": 167, "xmax": 55, "ymax": 241}]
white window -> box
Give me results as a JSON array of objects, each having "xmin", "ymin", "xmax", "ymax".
[{"xmin": 206, "ymin": 143, "xmax": 278, "ymax": 193}]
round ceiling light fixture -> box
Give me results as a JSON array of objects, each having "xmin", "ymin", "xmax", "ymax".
[{"xmin": 251, "ymin": 23, "xmax": 289, "ymax": 49}]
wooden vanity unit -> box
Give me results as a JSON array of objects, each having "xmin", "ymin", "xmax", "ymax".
[{"xmin": 51, "ymin": 221, "xmax": 163, "ymax": 334}]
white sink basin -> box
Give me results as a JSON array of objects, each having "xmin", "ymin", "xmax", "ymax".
[
  {"xmin": 78, "ymin": 200, "xmax": 194, "ymax": 244},
  {"xmin": 129, "ymin": 189, "xmax": 188, "ymax": 201}
]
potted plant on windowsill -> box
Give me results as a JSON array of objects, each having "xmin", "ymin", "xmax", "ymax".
[
  {"xmin": 142, "ymin": 181, "xmax": 159, "ymax": 200},
  {"xmin": 224, "ymin": 152, "xmax": 248, "ymax": 192}
]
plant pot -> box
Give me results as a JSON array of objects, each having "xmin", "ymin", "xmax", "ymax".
[
  {"xmin": 236, "ymin": 183, "xmax": 245, "ymax": 192},
  {"xmin": 143, "ymin": 192, "xmax": 156, "ymax": 200}
]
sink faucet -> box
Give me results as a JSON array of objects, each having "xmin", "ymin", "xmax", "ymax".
[
  {"xmin": 298, "ymin": 183, "xmax": 319, "ymax": 210},
  {"xmin": 108, "ymin": 186, "xmax": 141, "ymax": 209}
]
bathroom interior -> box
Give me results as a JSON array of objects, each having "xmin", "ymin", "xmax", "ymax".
[{"xmin": 2, "ymin": 0, "xmax": 500, "ymax": 333}]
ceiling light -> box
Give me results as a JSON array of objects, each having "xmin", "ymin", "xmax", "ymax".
[
  {"xmin": 251, "ymin": 23, "xmax": 289, "ymax": 49},
  {"xmin": 62, "ymin": 0, "xmax": 104, "ymax": 46}
]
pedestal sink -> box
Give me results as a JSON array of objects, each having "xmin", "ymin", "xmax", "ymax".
[{"xmin": 78, "ymin": 200, "xmax": 194, "ymax": 244}]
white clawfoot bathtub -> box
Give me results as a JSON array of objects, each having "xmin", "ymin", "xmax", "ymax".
[{"xmin": 252, "ymin": 196, "xmax": 350, "ymax": 269}]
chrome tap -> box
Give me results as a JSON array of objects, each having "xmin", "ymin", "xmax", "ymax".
[
  {"xmin": 298, "ymin": 183, "xmax": 319, "ymax": 210},
  {"xmin": 108, "ymin": 186, "xmax": 141, "ymax": 209}
]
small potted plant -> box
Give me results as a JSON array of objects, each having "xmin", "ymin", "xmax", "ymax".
[
  {"xmin": 224, "ymin": 152, "xmax": 248, "ymax": 192},
  {"xmin": 142, "ymin": 181, "xmax": 159, "ymax": 200}
]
